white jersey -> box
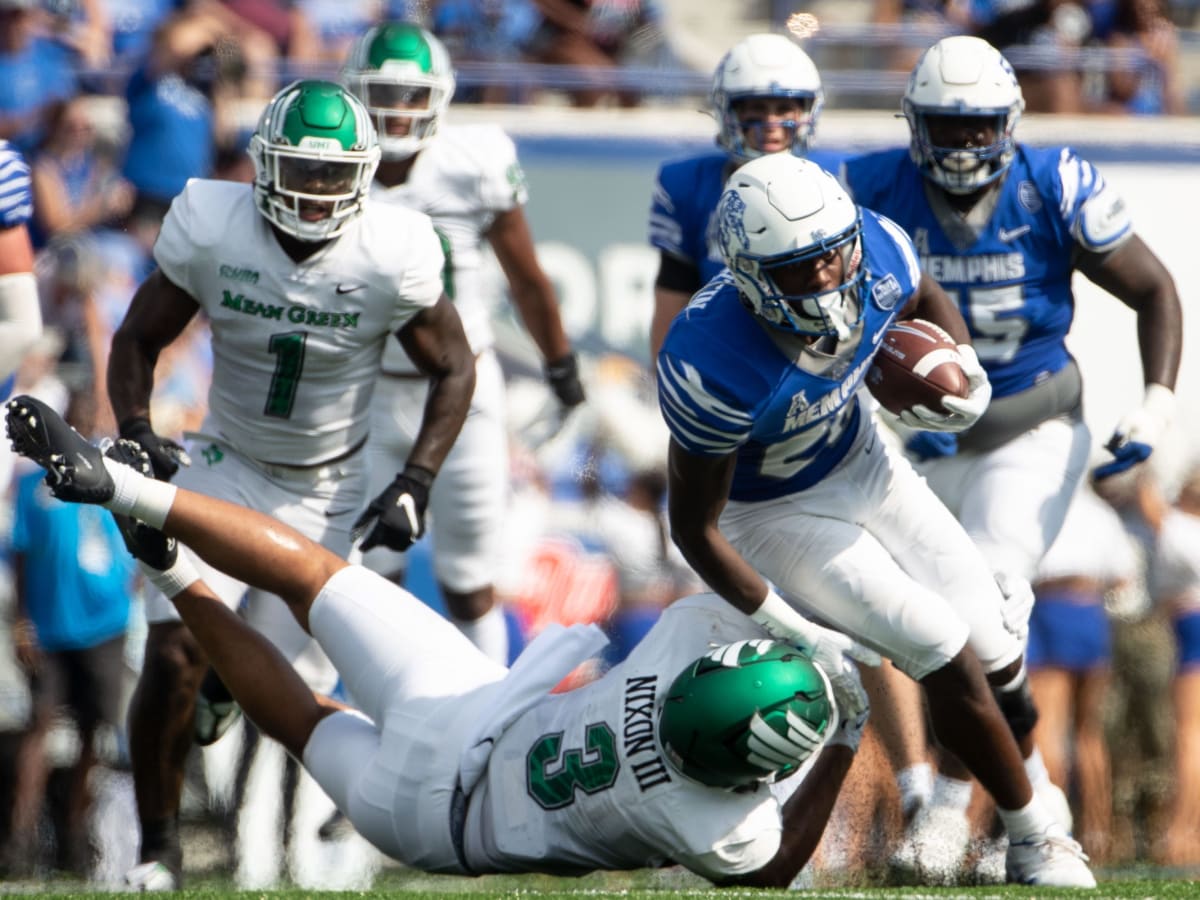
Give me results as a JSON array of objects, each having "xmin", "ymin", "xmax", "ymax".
[
  {"xmin": 465, "ymin": 594, "xmax": 786, "ymax": 881},
  {"xmin": 154, "ymin": 179, "xmax": 444, "ymax": 465},
  {"xmin": 371, "ymin": 124, "xmax": 527, "ymax": 375}
]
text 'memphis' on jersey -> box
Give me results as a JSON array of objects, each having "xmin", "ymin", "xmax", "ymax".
[
  {"xmin": 656, "ymin": 211, "xmax": 920, "ymax": 502},
  {"xmin": 843, "ymin": 145, "xmax": 1132, "ymax": 398}
]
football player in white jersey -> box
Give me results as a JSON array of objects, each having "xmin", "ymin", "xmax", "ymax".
[
  {"xmin": 7, "ymin": 394, "xmax": 869, "ymax": 887},
  {"xmin": 105, "ymin": 81, "xmax": 476, "ymax": 888},
  {"xmin": 342, "ymin": 22, "xmax": 584, "ymax": 664}
]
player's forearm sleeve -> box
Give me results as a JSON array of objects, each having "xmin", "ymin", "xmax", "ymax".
[{"xmin": 0, "ymin": 272, "xmax": 40, "ymax": 382}]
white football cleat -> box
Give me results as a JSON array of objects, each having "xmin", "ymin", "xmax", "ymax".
[
  {"xmin": 889, "ymin": 802, "xmax": 972, "ymax": 885},
  {"xmin": 1005, "ymin": 827, "xmax": 1096, "ymax": 888},
  {"xmin": 1038, "ymin": 780, "xmax": 1075, "ymax": 834},
  {"xmin": 125, "ymin": 860, "xmax": 179, "ymax": 892}
]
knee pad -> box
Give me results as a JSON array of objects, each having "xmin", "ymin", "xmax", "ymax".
[{"xmin": 992, "ymin": 674, "xmax": 1039, "ymax": 741}]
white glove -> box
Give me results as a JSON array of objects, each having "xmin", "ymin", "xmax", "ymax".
[
  {"xmin": 896, "ymin": 343, "xmax": 992, "ymax": 433},
  {"xmin": 1093, "ymin": 383, "xmax": 1174, "ymax": 481},
  {"xmin": 752, "ymin": 589, "xmax": 883, "ymax": 673},
  {"xmin": 995, "ymin": 571, "xmax": 1035, "ymax": 646},
  {"xmin": 824, "ymin": 656, "xmax": 871, "ymax": 751}
]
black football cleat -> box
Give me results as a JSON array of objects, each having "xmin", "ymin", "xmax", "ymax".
[
  {"xmin": 104, "ymin": 439, "xmax": 179, "ymax": 571},
  {"xmin": 5, "ymin": 395, "xmax": 114, "ymax": 503}
]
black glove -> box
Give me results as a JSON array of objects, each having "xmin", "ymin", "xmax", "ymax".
[
  {"xmin": 352, "ymin": 465, "xmax": 434, "ymax": 552},
  {"xmin": 119, "ymin": 416, "xmax": 191, "ymax": 481},
  {"xmin": 104, "ymin": 438, "xmax": 179, "ymax": 570},
  {"xmin": 545, "ymin": 352, "xmax": 586, "ymax": 411}
]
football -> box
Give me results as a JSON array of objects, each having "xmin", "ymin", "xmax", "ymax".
[{"xmin": 866, "ymin": 319, "xmax": 969, "ymax": 416}]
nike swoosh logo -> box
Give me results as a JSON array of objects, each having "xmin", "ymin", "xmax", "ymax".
[
  {"xmin": 395, "ymin": 493, "xmax": 419, "ymax": 533},
  {"xmin": 870, "ymin": 324, "xmax": 888, "ymax": 345},
  {"xmin": 998, "ymin": 225, "xmax": 1031, "ymax": 242},
  {"xmin": 336, "ymin": 283, "xmax": 365, "ymax": 294}
]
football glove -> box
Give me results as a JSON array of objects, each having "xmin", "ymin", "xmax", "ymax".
[
  {"xmin": 119, "ymin": 415, "xmax": 191, "ymax": 480},
  {"xmin": 1093, "ymin": 383, "xmax": 1174, "ymax": 481},
  {"xmin": 996, "ymin": 571, "xmax": 1035, "ymax": 647},
  {"xmin": 352, "ymin": 465, "xmax": 434, "ymax": 552},
  {"xmin": 906, "ymin": 430, "xmax": 958, "ymax": 461},
  {"xmin": 824, "ymin": 656, "xmax": 871, "ymax": 751},
  {"xmin": 545, "ymin": 352, "xmax": 586, "ymax": 411},
  {"xmin": 104, "ymin": 438, "xmax": 179, "ymax": 570},
  {"xmin": 896, "ymin": 344, "xmax": 991, "ymax": 433}
]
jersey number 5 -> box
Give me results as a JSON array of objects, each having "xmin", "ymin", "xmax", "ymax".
[
  {"xmin": 526, "ymin": 723, "xmax": 619, "ymax": 810},
  {"xmin": 961, "ymin": 284, "xmax": 1029, "ymax": 364}
]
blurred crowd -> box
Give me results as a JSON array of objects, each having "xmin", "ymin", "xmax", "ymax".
[{"xmin": 0, "ymin": 0, "xmax": 1195, "ymax": 886}]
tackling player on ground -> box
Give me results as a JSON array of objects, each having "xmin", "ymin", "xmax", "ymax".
[
  {"xmin": 841, "ymin": 36, "xmax": 1182, "ymax": 877},
  {"xmin": 342, "ymin": 22, "xmax": 584, "ymax": 664},
  {"xmin": 106, "ymin": 80, "xmax": 476, "ymax": 889},
  {"xmin": 6, "ymin": 393, "xmax": 871, "ymax": 889}
]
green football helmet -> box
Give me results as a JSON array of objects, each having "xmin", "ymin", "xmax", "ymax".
[
  {"xmin": 659, "ymin": 639, "xmax": 833, "ymax": 789},
  {"xmin": 342, "ymin": 22, "xmax": 455, "ymax": 161},
  {"xmin": 249, "ymin": 79, "xmax": 381, "ymax": 242}
]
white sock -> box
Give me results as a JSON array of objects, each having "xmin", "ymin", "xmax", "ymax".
[
  {"xmin": 897, "ymin": 763, "xmax": 934, "ymax": 816},
  {"xmin": 1024, "ymin": 746, "xmax": 1052, "ymax": 790},
  {"xmin": 452, "ymin": 605, "xmax": 509, "ymax": 665},
  {"xmin": 102, "ymin": 457, "xmax": 176, "ymax": 528},
  {"xmin": 997, "ymin": 795, "xmax": 1055, "ymax": 843},
  {"xmin": 930, "ymin": 773, "xmax": 973, "ymax": 813}
]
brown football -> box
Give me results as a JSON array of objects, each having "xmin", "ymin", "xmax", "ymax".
[{"xmin": 866, "ymin": 319, "xmax": 969, "ymax": 416}]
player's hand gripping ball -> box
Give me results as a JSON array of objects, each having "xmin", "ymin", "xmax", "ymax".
[{"xmin": 866, "ymin": 319, "xmax": 969, "ymax": 417}]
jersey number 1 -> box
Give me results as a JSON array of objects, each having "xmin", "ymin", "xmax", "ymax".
[{"xmin": 265, "ymin": 331, "xmax": 307, "ymax": 418}]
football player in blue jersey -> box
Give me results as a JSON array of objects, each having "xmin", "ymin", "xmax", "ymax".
[
  {"xmin": 841, "ymin": 35, "xmax": 1182, "ymax": 876},
  {"xmin": 0, "ymin": 141, "xmax": 40, "ymax": 401},
  {"xmin": 657, "ymin": 153, "xmax": 1095, "ymax": 888},
  {"xmin": 648, "ymin": 32, "xmax": 839, "ymax": 358}
]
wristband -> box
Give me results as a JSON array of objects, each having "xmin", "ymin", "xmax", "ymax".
[
  {"xmin": 750, "ymin": 588, "xmax": 815, "ymax": 646},
  {"xmin": 139, "ymin": 551, "xmax": 201, "ymax": 599}
]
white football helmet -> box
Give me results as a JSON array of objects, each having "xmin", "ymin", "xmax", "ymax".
[
  {"xmin": 343, "ymin": 22, "xmax": 455, "ymax": 161},
  {"xmin": 716, "ymin": 154, "xmax": 863, "ymax": 340},
  {"xmin": 902, "ymin": 35, "xmax": 1025, "ymax": 194},
  {"xmin": 249, "ymin": 80, "xmax": 380, "ymax": 242},
  {"xmin": 711, "ymin": 33, "xmax": 824, "ymax": 162}
]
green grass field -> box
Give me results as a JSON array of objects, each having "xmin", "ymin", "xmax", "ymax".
[{"xmin": 12, "ymin": 866, "xmax": 1200, "ymax": 899}]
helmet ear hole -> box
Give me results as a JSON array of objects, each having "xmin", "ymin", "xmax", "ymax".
[{"xmin": 659, "ymin": 640, "xmax": 833, "ymax": 789}]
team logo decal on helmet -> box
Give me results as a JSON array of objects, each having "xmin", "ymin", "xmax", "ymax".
[
  {"xmin": 343, "ymin": 22, "xmax": 456, "ymax": 161},
  {"xmin": 711, "ymin": 33, "xmax": 824, "ymax": 162},
  {"xmin": 659, "ymin": 639, "xmax": 833, "ymax": 789},
  {"xmin": 249, "ymin": 79, "xmax": 380, "ymax": 242},
  {"xmin": 902, "ymin": 35, "xmax": 1025, "ymax": 194}
]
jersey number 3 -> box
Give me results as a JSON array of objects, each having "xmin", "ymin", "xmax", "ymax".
[{"xmin": 526, "ymin": 723, "xmax": 619, "ymax": 810}]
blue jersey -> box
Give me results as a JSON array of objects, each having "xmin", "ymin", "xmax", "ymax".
[
  {"xmin": 649, "ymin": 148, "xmax": 847, "ymax": 287},
  {"xmin": 842, "ymin": 145, "xmax": 1130, "ymax": 399},
  {"xmin": 657, "ymin": 209, "xmax": 920, "ymax": 502}
]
